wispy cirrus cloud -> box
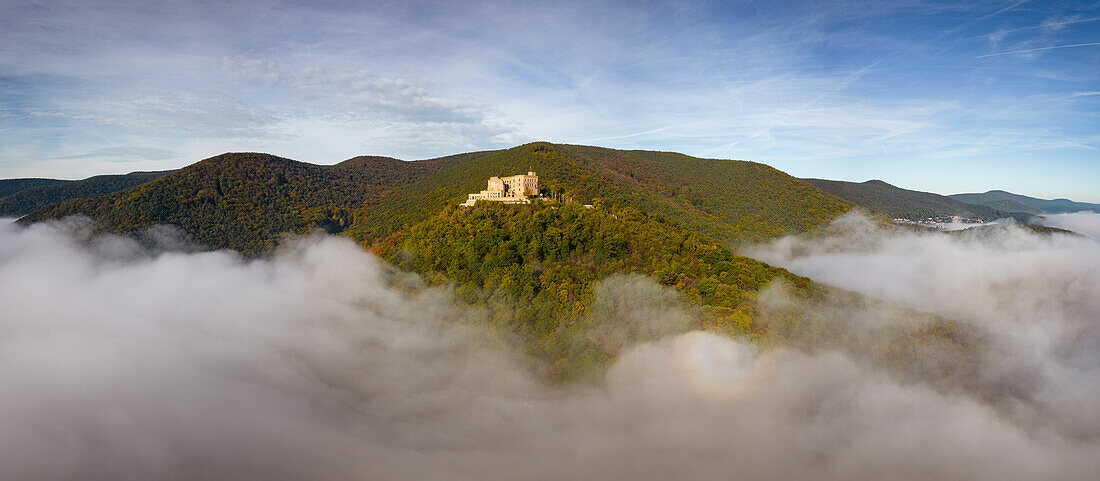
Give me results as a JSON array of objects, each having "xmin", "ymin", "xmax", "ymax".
[
  {"xmin": 975, "ymin": 41, "xmax": 1100, "ymax": 58},
  {"xmin": 49, "ymin": 146, "xmax": 177, "ymax": 163},
  {"xmin": 0, "ymin": 0, "xmax": 1097, "ymax": 200}
]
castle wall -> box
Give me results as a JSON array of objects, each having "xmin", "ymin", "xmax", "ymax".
[
  {"xmin": 460, "ymin": 172, "xmax": 539, "ymax": 206},
  {"xmin": 501, "ymin": 172, "xmax": 538, "ymax": 196}
]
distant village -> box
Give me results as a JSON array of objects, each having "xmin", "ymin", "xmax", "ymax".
[{"xmin": 893, "ymin": 215, "xmax": 988, "ymax": 229}]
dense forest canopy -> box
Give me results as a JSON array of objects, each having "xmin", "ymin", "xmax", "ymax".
[
  {"xmin": 378, "ymin": 201, "xmax": 805, "ymax": 379},
  {"xmin": 347, "ymin": 143, "xmax": 852, "ymax": 246},
  {"xmin": 376, "ymin": 201, "xmax": 971, "ymax": 381},
  {"xmin": 22, "ymin": 153, "xmax": 452, "ymax": 254}
]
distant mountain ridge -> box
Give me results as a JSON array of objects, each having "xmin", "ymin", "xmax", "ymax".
[
  {"xmin": 802, "ymin": 178, "xmax": 1027, "ymax": 221},
  {"xmin": 949, "ymin": 190, "xmax": 1100, "ymax": 215},
  {"xmin": 0, "ymin": 171, "xmax": 174, "ymax": 217},
  {"xmin": 0, "ymin": 178, "xmax": 69, "ymax": 199}
]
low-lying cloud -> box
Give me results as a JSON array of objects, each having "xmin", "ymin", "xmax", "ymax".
[
  {"xmin": 748, "ymin": 213, "xmax": 1100, "ymax": 452},
  {"xmin": 1034, "ymin": 210, "xmax": 1100, "ymax": 240},
  {"xmin": 1, "ymin": 215, "xmax": 1098, "ymax": 480}
]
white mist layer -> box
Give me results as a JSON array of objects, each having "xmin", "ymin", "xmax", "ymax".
[
  {"xmin": 1, "ymin": 217, "xmax": 1098, "ymax": 480},
  {"xmin": 748, "ymin": 213, "xmax": 1100, "ymax": 465},
  {"xmin": 1035, "ymin": 211, "xmax": 1100, "ymax": 240}
]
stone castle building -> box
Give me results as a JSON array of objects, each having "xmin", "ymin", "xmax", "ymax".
[{"xmin": 461, "ymin": 171, "xmax": 539, "ymax": 206}]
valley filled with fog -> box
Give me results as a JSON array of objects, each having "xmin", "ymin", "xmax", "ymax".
[{"xmin": 1, "ymin": 213, "xmax": 1098, "ymax": 480}]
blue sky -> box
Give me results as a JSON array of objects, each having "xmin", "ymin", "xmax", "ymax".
[{"xmin": 1, "ymin": 0, "xmax": 1097, "ymax": 201}]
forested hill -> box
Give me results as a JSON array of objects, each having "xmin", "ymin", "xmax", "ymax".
[
  {"xmin": 378, "ymin": 200, "xmax": 972, "ymax": 382},
  {"xmin": 0, "ymin": 171, "xmax": 172, "ymax": 217},
  {"xmin": 22, "ymin": 152, "xmax": 463, "ymax": 254},
  {"xmin": 25, "ymin": 143, "xmax": 852, "ymax": 254},
  {"xmin": 346, "ymin": 143, "xmax": 852, "ymax": 245},
  {"xmin": 803, "ymin": 178, "xmax": 1026, "ymax": 221},
  {"xmin": 949, "ymin": 190, "xmax": 1100, "ymax": 215},
  {"xmin": 379, "ymin": 201, "xmax": 808, "ymax": 379},
  {"xmin": 0, "ymin": 178, "xmax": 68, "ymax": 198}
]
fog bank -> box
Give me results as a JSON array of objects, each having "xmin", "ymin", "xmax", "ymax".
[
  {"xmin": 1, "ymin": 217, "xmax": 1098, "ymax": 480},
  {"xmin": 1034, "ymin": 211, "xmax": 1100, "ymax": 240},
  {"xmin": 749, "ymin": 212, "xmax": 1100, "ymax": 454}
]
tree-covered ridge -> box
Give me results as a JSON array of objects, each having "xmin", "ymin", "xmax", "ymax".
[
  {"xmin": 803, "ymin": 178, "xmax": 1028, "ymax": 221},
  {"xmin": 378, "ymin": 201, "xmax": 813, "ymax": 379},
  {"xmin": 346, "ymin": 142, "xmax": 852, "ymax": 245},
  {"xmin": 25, "ymin": 143, "xmax": 854, "ymax": 254},
  {"xmin": 556, "ymin": 144, "xmax": 853, "ymax": 241},
  {"xmin": 0, "ymin": 171, "xmax": 173, "ymax": 217},
  {"xmin": 23, "ymin": 153, "xmax": 451, "ymax": 254},
  {"xmin": 0, "ymin": 178, "xmax": 69, "ymax": 199}
]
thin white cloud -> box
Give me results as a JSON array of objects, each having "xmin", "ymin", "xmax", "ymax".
[
  {"xmin": 580, "ymin": 125, "xmax": 675, "ymax": 143},
  {"xmin": 0, "ymin": 0, "xmax": 1096, "ymax": 198},
  {"xmin": 975, "ymin": 41, "xmax": 1100, "ymax": 58},
  {"xmin": 992, "ymin": 15, "xmax": 1100, "ymax": 35},
  {"xmin": 49, "ymin": 147, "xmax": 177, "ymax": 163}
]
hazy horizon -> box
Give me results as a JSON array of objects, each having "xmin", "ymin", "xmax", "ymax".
[{"xmin": 1, "ymin": 145, "xmax": 1096, "ymax": 205}]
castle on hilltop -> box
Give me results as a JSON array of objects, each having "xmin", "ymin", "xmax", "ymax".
[{"xmin": 461, "ymin": 171, "xmax": 539, "ymax": 206}]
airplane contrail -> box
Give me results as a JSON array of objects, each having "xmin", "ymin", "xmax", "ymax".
[
  {"xmin": 582, "ymin": 125, "xmax": 674, "ymax": 143},
  {"xmin": 975, "ymin": 42, "xmax": 1100, "ymax": 58}
]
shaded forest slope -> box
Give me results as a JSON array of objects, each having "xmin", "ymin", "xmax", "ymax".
[{"xmin": 23, "ymin": 153, "xmax": 471, "ymax": 254}]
